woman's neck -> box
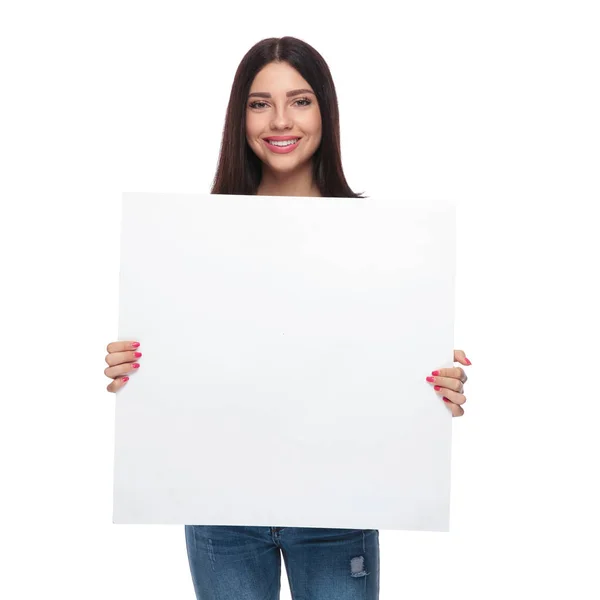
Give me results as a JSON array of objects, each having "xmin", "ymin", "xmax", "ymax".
[{"xmin": 257, "ymin": 163, "xmax": 321, "ymax": 197}]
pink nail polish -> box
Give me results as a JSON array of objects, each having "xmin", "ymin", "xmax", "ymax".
[
  {"xmin": 465, "ymin": 358, "xmax": 472, "ymax": 365},
  {"xmin": 434, "ymin": 385, "xmax": 441, "ymax": 391},
  {"xmin": 132, "ymin": 342, "xmax": 140, "ymax": 348},
  {"xmin": 132, "ymin": 363, "xmax": 140, "ymax": 369},
  {"xmin": 432, "ymin": 370, "xmax": 440, "ymax": 376},
  {"xmin": 443, "ymin": 397, "xmax": 450, "ymax": 402},
  {"xmin": 122, "ymin": 377, "xmax": 129, "ymax": 383},
  {"xmin": 134, "ymin": 352, "xmax": 142, "ymax": 358},
  {"xmin": 426, "ymin": 376, "xmax": 435, "ymax": 382}
]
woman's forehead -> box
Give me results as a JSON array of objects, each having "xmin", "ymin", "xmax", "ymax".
[{"xmin": 250, "ymin": 62, "xmax": 310, "ymax": 92}]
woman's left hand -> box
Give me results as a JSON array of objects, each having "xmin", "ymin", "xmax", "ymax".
[{"xmin": 426, "ymin": 349, "xmax": 471, "ymax": 417}]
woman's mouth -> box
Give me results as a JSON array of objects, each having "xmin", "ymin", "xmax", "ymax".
[{"xmin": 263, "ymin": 138, "xmax": 301, "ymax": 154}]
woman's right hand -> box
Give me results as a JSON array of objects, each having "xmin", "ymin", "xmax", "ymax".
[{"xmin": 104, "ymin": 340, "xmax": 142, "ymax": 393}]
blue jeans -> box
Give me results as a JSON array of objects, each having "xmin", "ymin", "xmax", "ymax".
[{"xmin": 185, "ymin": 525, "xmax": 380, "ymax": 599}]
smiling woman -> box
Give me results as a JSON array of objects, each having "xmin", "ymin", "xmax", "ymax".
[
  {"xmin": 210, "ymin": 36, "xmax": 366, "ymax": 199},
  {"xmin": 100, "ymin": 33, "xmax": 470, "ymax": 600},
  {"xmin": 246, "ymin": 64, "xmax": 323, "ymax": 194},
  {"xmin": 188, "ymin": 36, "xmax": 378, "ymax": 600}
]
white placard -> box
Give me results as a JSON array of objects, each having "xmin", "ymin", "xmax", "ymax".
[{"xmin": 113, "ymin": 193, "xmax": 455, "ymax": 531}]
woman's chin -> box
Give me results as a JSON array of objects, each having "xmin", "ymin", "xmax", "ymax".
[{"xmin": 265, "ymin": 157, "xmax": 307, "ymax": 173}]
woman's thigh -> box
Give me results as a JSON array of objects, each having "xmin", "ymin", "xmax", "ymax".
[
  {"xmin": 185, "ymin": 525, "xmax": 282, "ymax": 600},
  {"xmin": 280, "ymin": 528, "xmax": 380, "ymax": 600}
]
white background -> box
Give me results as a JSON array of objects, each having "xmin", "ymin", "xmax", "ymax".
[{"xmin": 1, "ymin": 1, "xmax": 598, "ymax": 598}]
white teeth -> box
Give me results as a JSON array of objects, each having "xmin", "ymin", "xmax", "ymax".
[{"xmin": 268, "ymin": 138, "xmax": 299, "ymax": 146}]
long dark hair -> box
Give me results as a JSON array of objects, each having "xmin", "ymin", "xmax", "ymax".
[{"xmin": 211, "ymin": 36, "xmax": 367, "ymax": 198}]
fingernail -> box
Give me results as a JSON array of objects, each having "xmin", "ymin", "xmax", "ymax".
[
  {"xmin": 122, "ymin": 377, "xmax": 129, "ymax": 383},
  {"xmin": 134, "ymin": 352, "xmax": 142, "ymax": 358},
  {"xmin": 132, "ymin": 342, "xmax": 140, "ymax": 348},
  {"xmin": 434, "ymin": 385, "xmax": 441, "ymax": 391},
  {"xmin": 132, "ymin": 363, "xmax": 140, "ymax": 369},
  {"xmin": 443, "ymin": 397, "xmax": 450, "ymax": 402},
  {"xmin": 431, "ymin": 370, "xmax": 440, "ymax": 376},
  {"xmin": 426, "ymin": 376, "xmax": 435, "ymax": 382},
  {"xmin": 465, "ymin": 358, "xmax": 472, "ymax": 365}
]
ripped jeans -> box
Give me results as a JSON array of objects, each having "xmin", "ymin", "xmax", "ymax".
[{"xmin": 185, "ymin": 525, "xmax": 380, "ymax": 600}]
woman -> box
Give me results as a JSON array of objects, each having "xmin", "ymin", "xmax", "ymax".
[{"xmin": 104, "ymin": 36, "xmax": 470, "ymax": 600}]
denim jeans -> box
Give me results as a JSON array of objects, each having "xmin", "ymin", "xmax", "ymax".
[{"xmin": 185, "ymin": 525, "xmax": 380, "ymax": 600}]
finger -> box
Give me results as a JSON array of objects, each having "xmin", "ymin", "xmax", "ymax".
[
  {"xmin": 435, "ymin": 387, "xmax": 467, "ymax": 406},
  {"xmin": 431, "ymin": 366, "xmax": 467, "ymax": 383},
  {"xmin": 453, "ymin": 349, "xmax": 472, "ymax": 366},
  {"xmin": 107, "ymin": 376, "xmax": 130, "ymax": 393},
  {"xmin": 105, "ymin": 348, "xmax": 143, "ymax": 368},
  {"xmin": 428, "ymin": 375, "xmax": 464, "ymax": 394},
  {"xmin": 104, "ymin": 361, "xmax": 141, "ymax": 380},
  {"xmin": 106, "ymin": 340, "xmax": 141, "ymax": 354},
  {"xmin": 444, "ymin": 398, "xmax": 464, "ymax": 417}
]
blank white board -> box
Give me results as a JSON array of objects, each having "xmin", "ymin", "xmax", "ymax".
[{"xmin": 113, "ymin": 193, "xmax": 456, "ymax": 531}]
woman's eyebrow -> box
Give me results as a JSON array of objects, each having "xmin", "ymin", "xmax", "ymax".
[{"xmin": 248, "ymin": 88, "xmax": 315, "ymax": 99}]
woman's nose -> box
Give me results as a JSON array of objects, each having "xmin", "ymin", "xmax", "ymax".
[{"xmin": 270, "ymin": 110, "xmax": 293, "ymax": 130}]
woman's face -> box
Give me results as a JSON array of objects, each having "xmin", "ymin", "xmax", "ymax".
[{"xmin": 246, "ymin": 61, "xmax": 322, "ymax": 174}]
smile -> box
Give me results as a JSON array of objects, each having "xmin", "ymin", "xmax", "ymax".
[{"xmin": 263, "ymin": 138, "xmax": 301, "ymax": 154}]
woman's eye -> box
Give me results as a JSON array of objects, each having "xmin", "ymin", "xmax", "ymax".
[{"xmin": 249, "ymin": 98, "xmax": 312, "ymax": 109}]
